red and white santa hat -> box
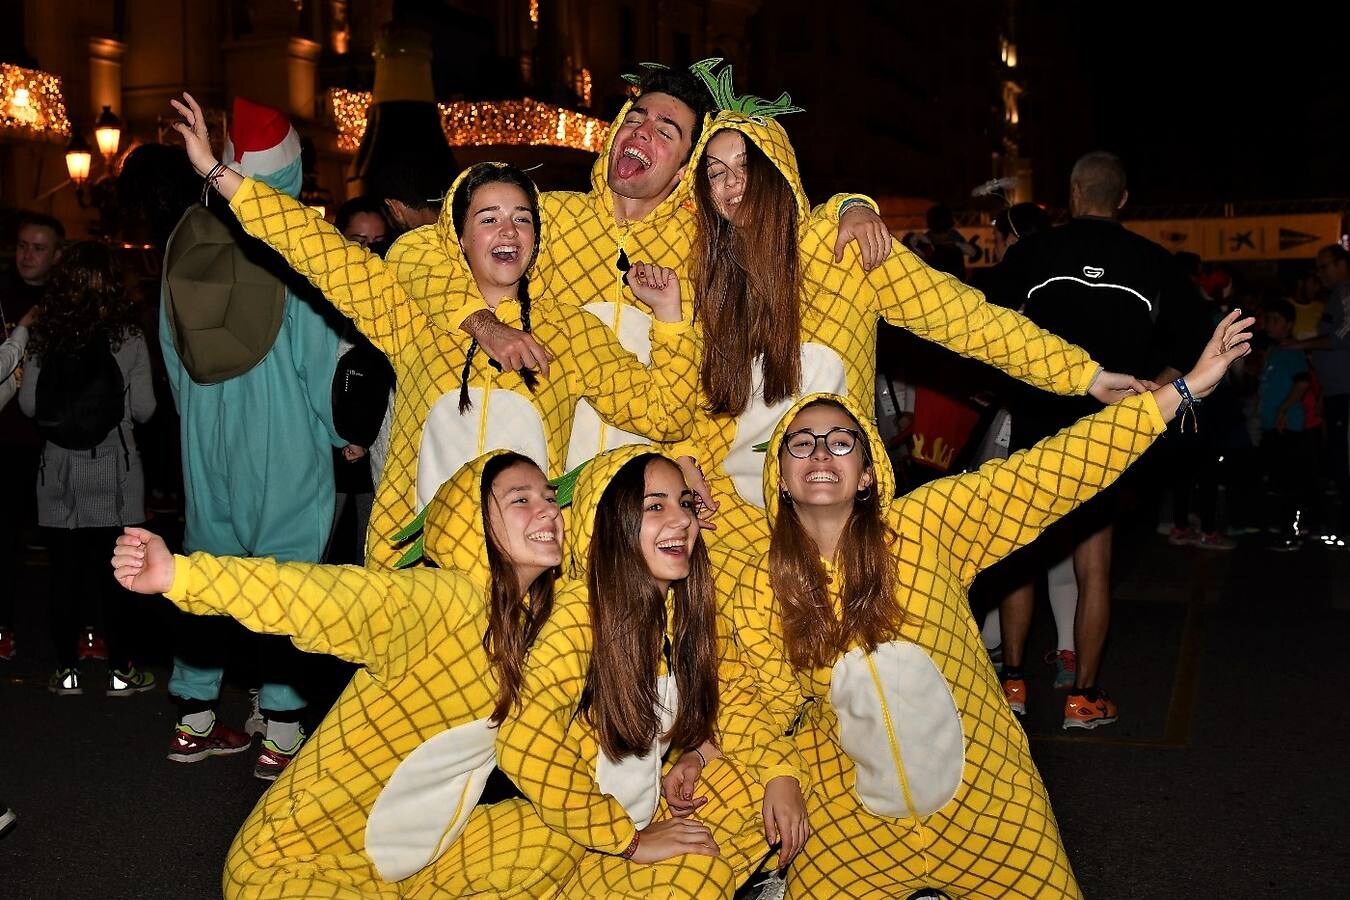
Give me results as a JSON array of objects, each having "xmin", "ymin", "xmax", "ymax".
[{"xmin": 222, "ymin": 96, "xmax": 301, "ymax": 178}]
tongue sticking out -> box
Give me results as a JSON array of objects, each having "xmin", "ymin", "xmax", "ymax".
[{"xmin": 614, "ymin": 154, "xmax": 646, "ymax": 179}]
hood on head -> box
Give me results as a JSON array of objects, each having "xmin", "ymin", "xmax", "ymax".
[
  {"xmin": 224, "ymin": 97, "xmax": 303, "ymax": 198},
  {"xmin": 419, "ymin": 449, "xmax": 516, "ymax": 590},
  {"xmin": 562, "ymin": 444, "xmax": 673, "ymax": 580},
  {"xmin": 762, "ymin": 392, "xmax": 894, "ymax": 529},
  {"xmin": 688, "ymin": 112, "xmax": 809, "ymax": 226},
  {"xmin": 384, "ymin": 163, "xmax": 544, "ymax": 333},
  {"xmin": 591, "ymin": 99, "xmax": 708, "ymax": 224}
]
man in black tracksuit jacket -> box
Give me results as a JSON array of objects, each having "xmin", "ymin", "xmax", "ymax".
[{"xmin": 987, "ymin": 151, "xmax": 1209, "ymax": 730}]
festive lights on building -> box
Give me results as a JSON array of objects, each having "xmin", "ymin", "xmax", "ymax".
[
  {"xmin": 575, "ymin": 67, "xmax": 593, "ymax": 108},
  {"xmin": 529, "ymin": 0, "xmax": 540, "ymax": 28},
  {"xmin": 328, "ymin": 88, "xmax": 607, "ymax": 154},
  {"xmin": 1, "ymin": 63, "xmax": 71, "ymax": 137}
]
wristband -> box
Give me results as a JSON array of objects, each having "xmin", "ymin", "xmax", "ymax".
[
  {"xmin": 200, "ymin": 162, "xmax": 227, "ymax": 207},
  {"xmin": 620, "ymin": 832, "xmax": 640, "ymax": 859},
  {"xmin": 1173, "ymin": 377, "xmax": 1200, "ymax": 433},
  {"xmin": 837, "ymin": 197, "xmax": 869, "ymax": 216},
  {"xmin": 692, "ymin": 746, "xmax": 708, "ymax": 768}
]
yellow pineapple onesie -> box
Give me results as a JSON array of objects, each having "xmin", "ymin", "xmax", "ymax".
[
  {"xmin": 158, "ymin": 451, "xmax": 584, "ymax": 898},
  {"xmin": 729, "ymin": 391, "xmax": 1169, "ymax": 898},
  {"xmin": 226, "ymin": 171, "xmax": 699, "ymax": 569},
  {"xmin": 496, "ymin": 445, "xmax": 803, "ymax": 899},
  {"xmin": 386, "ymin": 101, "xmax": 866, "ymax": 471},
  {"xmin": 675, "ymin": 113, "xmax": 1104, "ymax": 552}
]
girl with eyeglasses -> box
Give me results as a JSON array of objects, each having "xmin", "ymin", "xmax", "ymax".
[{"xmin": 727, "ymin": 313, "xmax": 1253, "ymax": 897}]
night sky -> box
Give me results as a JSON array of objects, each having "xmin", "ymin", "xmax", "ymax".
[{"xmin": 1072, "ymin": 3, "xmax": 1348, "ymax": 206}]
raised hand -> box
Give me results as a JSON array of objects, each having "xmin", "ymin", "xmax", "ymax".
[
  {"xmin": 111, "ymin": 527, "xmax": 176, "ymax": 594},
  {"xmin": 675, "ymin": 455, "xmax": 719, "ymax": 531},
  {"xmin": 1182, "ymin": 308, "xmax": 1255, "ymax": 399},
  {"xmin": 626, "ymin": 262, "xmax": 683, "ymax": 323},
  {"xmin": 168, "ymin": 92, "xmax": 219, "ymax": 177}
]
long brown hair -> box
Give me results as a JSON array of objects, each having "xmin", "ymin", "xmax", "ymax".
[
  {"xmin": 693, "ymin": 132, "xmax": 802, "ymax": 417},
  {"xmin": 579, "ymin": 454, "xmax": 719, "ymax": 761},
  {"xmin": 480, "ymin": 452, "xmax": 557, "ymax": 725},
  {"xmin": 28, "ymin": 241, "xmax": 143, "ymax": 359},
  {"xmin": 769, "ymin": 400, "xmax": 903, "ymax": 670}
]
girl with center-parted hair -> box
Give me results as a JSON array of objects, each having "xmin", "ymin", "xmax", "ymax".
[
  {"xmin": 670, "ymin": 61, "xmax": 1144, "ymax": 553},
  {"xmin": 168, "ymin": 92, "xmax": 700, "ymax": 571},
  {"xmin": 497, "ymin": 445, "xmax": 809, "ymax": 899},
  {"xmin": 110, "ymin": 450, "xmax": 588, "ymax": 898},
  {"xmin": 727, "ymin": 311, "xmax": 1254, "ymax": 898}
]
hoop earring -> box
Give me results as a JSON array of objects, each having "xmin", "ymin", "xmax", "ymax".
[
  {"xmin": 780, "ymin": 489, "xmax": 793, "ymax": 505},
  {"xmin": 856, "ymin": 485, "xmax": 873, "ymax": 502}
]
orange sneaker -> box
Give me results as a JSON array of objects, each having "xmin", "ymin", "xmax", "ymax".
[
  {"xmin": 1063, "ymin": 689, "xmax": 1118, "ymax": 730},
  {"xmin": 1002, "ymin": 677, "xmax": 1027, "ymax": 715}
]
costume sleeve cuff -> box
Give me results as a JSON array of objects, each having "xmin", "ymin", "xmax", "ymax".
[
  {"xmin": 165, "ymin": 554, "xmax": 194, "ymax": 604},
  {"xmin": 651, "ymin": 315, "xmax": 691, "ymax": 338},
  {"xmin": 227, "ymin": 176, "xmax": 262, "ymax": 212},
  {"xmin": 1076, "ymin": 363, "xmax": 1103, "ymax": 396},
  {"xmin": 758, "ymin": 764, "xmax": 804, "ymax": 788},
  {"xmin": 1139, "ymin": 391, "xmax": 1167, "ymax": 434},
  {"xmin": 604, "ymin": 823, "xmax": 640, "ymax": 856}
]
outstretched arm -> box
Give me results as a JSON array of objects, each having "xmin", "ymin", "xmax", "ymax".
[
  {"xmin": 111, "ymin": 527, "xmax": 478, "ymax": 678},
  {"xmin": 901, "ymin": 310, "xmax": 1255, "ymax": 585},
  {"xmin": 169, "ymin": 92, "xmax": 414, "ymax": 357}
]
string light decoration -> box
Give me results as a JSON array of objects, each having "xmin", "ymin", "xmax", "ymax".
[
  {"xmin": 329, "ymin": 88, "xmax": 607, "ymax": 154},
  {"xmin": 529, "ymin": 0, "xmax": 540, "ymax": 27},
  {"xmin": 1, "ymin": 63, "xmax": 71, "ymax": 138}
]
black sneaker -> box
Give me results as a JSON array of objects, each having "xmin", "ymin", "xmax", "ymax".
[{"xmin": 48, "ymin": 667, "xmax": 82, "ymax": 695}]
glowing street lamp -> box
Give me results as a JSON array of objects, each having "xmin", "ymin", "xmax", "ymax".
[
  {"xmin": 94, "ymin": 105, "xmax": 122, "ymax": 159},
  {"xmin": 65, "ymin": 131, "xmax": 93, "ymax": 185}
]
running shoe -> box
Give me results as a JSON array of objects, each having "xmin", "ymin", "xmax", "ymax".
[
  {"xmin": 1044, "ymin": 649, "xmax": 1077, "ymax": 690},
  {"xmin": 1001, "ymin": 677, "xmax": 1027, "ymax": 715},
  {"xmin": 1063, "ymin": 689, "xmax": 1118, "ymax": 730}
]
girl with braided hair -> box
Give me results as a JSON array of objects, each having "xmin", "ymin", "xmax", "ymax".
[{"xmin": 169, "ymin": 93, "xmax": 700, "ymax": 569}]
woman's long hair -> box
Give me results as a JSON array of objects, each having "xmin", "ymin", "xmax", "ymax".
[
  {"xmin": 769, "ymin": 400, "xmax": 903, "ymax": 670},
  {"xmin": 28, "ymin": 241, "xmax": 142, "ymax": 359},
  {"xmin": 579, "ymin": 455, "xmax": 719, "ymax": 760},
  {"xmin": 450, "ymin": 163, "xmax": 543, "ymax": 413},
  {"xmin": 480, "ymin": 452, "xmax": 557, "ymax": 725},
  {"xmin": 693, "ymin": 133, "xmax": 802, "ymax": 417}
]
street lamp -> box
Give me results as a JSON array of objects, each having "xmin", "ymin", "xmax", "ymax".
[
  {"xmin": 94, "ymin": 105, "xmax": 122, "ymax": 159},
  {"xmin": 65, "ymin": 131, "xmax": 93, "ymax": 186}
]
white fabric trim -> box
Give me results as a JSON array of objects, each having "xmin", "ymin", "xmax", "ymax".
[
  {"xmin": 564, "ymin": 302, "xmax": 655, "ymax": 471},
  {"xmin": 726, "ymin": 344, "xmax": 848, "ymax": 509},
  {"xmin": 595, "ymin": 674, "xmax": 677, "ymax": 829},
  {"xmin": 831, "ymin": 641, "xmax": 965, "ymax": 819},
  {"xmin": 416, "ymin": 388, "xmax": 549, "ymax": 510},
  {"xmin": 364, "ymin": 717, "xmax": 497, "ymax": 881}
]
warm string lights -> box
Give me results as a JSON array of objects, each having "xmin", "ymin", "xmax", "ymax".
[
  {"xmin": 1, "ymin": 63, "xmax": 71, "ymax": 137},
  {"xmin": 329, "ymin": 88, "xmax": 606, "ymax": 154}
]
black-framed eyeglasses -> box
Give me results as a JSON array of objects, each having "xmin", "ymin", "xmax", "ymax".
[{"xmin": 783, "ymin": 427, "xmax": 863, "ymax": 459}]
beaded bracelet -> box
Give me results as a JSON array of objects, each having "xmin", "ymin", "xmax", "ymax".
[
  {"xmin": 620, "ymin": 832, "xmax": 640, "ymax": 859},
  {"xmin": 1173, "ymin": 377, "xmax": 1200, "ymax": 433},
  {"xmin": 200, "ymin": 162, "xmax": 227, "ymax": 207}
]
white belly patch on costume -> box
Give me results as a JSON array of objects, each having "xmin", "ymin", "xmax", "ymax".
[
  {"xmin": 831, "ymin": 641, "xmax": 964, "ymax": 819},
  {"xmin": 364, "ymin": 716, "xmax": 498, "ymax": 882},
  {"xmin": 565, "ymin": 302, "xmax": 655, "ymax": 472},
  {"xmin": 417, "ymin": 388, "xmax": 549, "ymax": 509},
  {"xmin": 595, "ymin": 674, "xmax": 678, "ymax": 829},
  {"xmin": 726, "ymin": 343, "xmax": 848, "ymax": 508}
]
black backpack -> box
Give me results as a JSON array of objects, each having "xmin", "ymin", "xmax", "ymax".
[{"xmin": 34, "ymin": 338, "xmax": 125, "ymax": 450}]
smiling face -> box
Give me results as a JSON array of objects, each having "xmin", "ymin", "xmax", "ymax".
[
  {"xmin": 637, "ymin": 458, "xmax": 700, "ymax": 593},
  {"xmin": 778, "ymin": 404, "xmax": 874, "ymax": 514},
  {"xmin": 606, "ymin": 92, "xmax": 697, "ymax": 203},
  {"xmin": 458, "ymin": 181, "xmax": 536, "ymax": 301},
  {"xmin": 485, "ymin": 461, "xmax": 562, "ymax": 588},
  {"xmin": 701, "ymin": 129, "xmax": 748, "ymax": 224}
]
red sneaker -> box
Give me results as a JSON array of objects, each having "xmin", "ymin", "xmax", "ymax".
[
  {"xmin": 167, "ymin": 721, "xmax": 252, "ymax": 763},
  {"xmin": 77, "ymin": 629, "xmax": 107, "ymax": 661},
  {"xmin": 1001, "ymin": 677, "xmax": 1027, "ymax": 715},
  {"xmin": 253, "ymin": 726, "xmax": 307, "ymax": 782}
]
